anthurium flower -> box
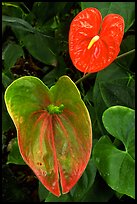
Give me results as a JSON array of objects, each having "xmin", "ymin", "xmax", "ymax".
[
  {"xmin": 69, "ymin": 8, "xmax": 124, "ymax": 73},
  {"xmin": 4, "ymin": 76, "xmax": 92, "ymax": 197}
]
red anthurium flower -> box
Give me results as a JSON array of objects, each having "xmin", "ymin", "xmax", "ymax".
[{"xmin": 69, "ymin": 8, "xmax": 124, "ymax": 73}]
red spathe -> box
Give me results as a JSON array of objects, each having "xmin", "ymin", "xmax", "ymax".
[{"xmin": 69, "ymin": 8, "xmax": 124, "ymax": 73}]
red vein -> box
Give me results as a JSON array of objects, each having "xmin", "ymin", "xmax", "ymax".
[
  {"xmin": 54, "ymin": 114, "xmax": 74, "ymax": 156},
  {"xmin": 39, "ymin": 114, "xmax": 50, "ymax": 154},
  {"xmin": 22, "ymin": 110, "xmax": 48, "ymax": 161},
  {"xmin": 60, "ymin": 112, "xmax": 88, "ymax": 155},
  {"xmin": 48, "ymin": 116, "xmax": 59, "ymax": 180},
  {"xmin": 33, "ymin": 112, "xmax": 47, "ymax": 128}
]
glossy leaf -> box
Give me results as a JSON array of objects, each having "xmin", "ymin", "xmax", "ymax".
[
  {"xmin": 2, "ymin": 15, "xmax": 35, "ymax": 33},
  {"xmin": 93, "ymin": 106, "xmax": 135, "ymax": 198},
  {"xmin": 2, "ymin": 10, "xmax": 58, "ymax": 67},
  {"xmin": 69, "ymin": 8, "xmax": 124, "ymax": 73},
  {"xmin": 81, "ymin": 2, "xmax": 135, "ymax": 32},
  {"xmin": 4, "ymin": 75, "xmax": 92, "ymax": 197},
  {"xmin": 20, "ymin": 32, "xmax": 57, "ymax": 66},
  {"xmin": 102, "ymin": 106, "xmax": 135, "ymax": 159},
  {"xmin": 93, "ymin": 62, "xmax": 135, "ymax": 135}
]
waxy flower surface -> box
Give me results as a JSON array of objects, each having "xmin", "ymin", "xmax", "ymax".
[{"xmin": 69, "ymin": 8, "xmax": 124, "ymax": 73}]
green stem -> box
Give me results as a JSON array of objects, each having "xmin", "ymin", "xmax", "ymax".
[
  {"xmin": 75, "ymin": 49, "xmax": 135, "ymax": 85},
  {"xmin": 116, "ymin": 49, "xmax": 135, "ymax": 60},
  {"xmin": 75, "ymin": 73, "xmax": 91, "ymax": 85}
]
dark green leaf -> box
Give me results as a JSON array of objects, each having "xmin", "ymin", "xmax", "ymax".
[
  {"xmin": 2, "ymin": 2, "xmax": 25, "ymax": 18},
  {"xmin": 117, "ymin": 35, "xmax": 135, "ymax": 69},
  {"xmin": 31, "ymin": 2, "xmax": 67, "ymax": 25},
  {"xmin": 2, "ymin": 92, "xmax": 14, "ymax": 133},
  {"xmin": 45, "ymin": 192, "xmax": 72, "ymax": 202},
  {"xmin": 82, "ymin": 173, "xmax": 114, "ymax": 202},
  {"xmin": 38, "ymin": 181, "xmax": 49, "ymax": 202},
  {"xmin": 10, "ymin": 21, "xmax": 57, "ymax": 66},
  {"xmin": 2, "ymin": 108, "xmax": 14, "ymax": 133},
  {"xmin": 10, "ymin": 2, "xmax": 31, "ymax": 13},
  {"xmin": 42, "ymin": 56, "xmax": 67, "ymax": 88},
  {"xmin": 93, "ymin": 62, "xmax": 135, "ymax": 136},
  {"xmin": 42, "ymin": 68, "xmax": 57, "ymax": 88},
  {"xmin": 7, "ymin": 137, "xmax": 26, "ymax": 165},
  {"xmin": 81, "ymin": 2, "xmax": 135, "ymax": 32},
  {"xmin": 99, "ymin": 77, "xmax": 135, "ymax": 108},
  {"xmin": 69, "ymin": 158, "xmax": 96, "ymax": 202},
  {"xmin": 3, "ymin": 43, "xmax": 24, "ymax": 71},
  {"xmin": 2, "ymin": 73, "xmax": 13, "ymax": 89},
  {"xmin": 21, "ymin": 32, "xmax": 57, "ymax": 66},
  {"xmin": 84, "ymin": 86, "xmax": 102, "ymax": 139},
  {"xmin": 2, "ymin": 15, "xmax": 35, "ymax": 33}
]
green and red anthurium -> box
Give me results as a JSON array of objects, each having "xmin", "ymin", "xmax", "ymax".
[{"xmin": 4, "ymin": 75, "xmax": 92, "ymax": 196}]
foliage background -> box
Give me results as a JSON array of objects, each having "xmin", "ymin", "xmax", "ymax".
[{"xmin": 2, "ymin": 2, "xmax": 135, "ymax": 202}]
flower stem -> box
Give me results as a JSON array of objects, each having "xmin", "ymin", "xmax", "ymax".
[
  {"xmin": 75, "ymin": 73, "xmax": 91, "ymax": 85},
  {"xmin": 75, "ymin": 49, "xmax": 135, "ymax": 85},
  {"xmin": 116, "ymin": 49, "xmax": 135, "ymax": 60}
]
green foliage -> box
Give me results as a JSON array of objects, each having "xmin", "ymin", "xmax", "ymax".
[
  {"xmin": 2, "ymin": 42, "xmax": 24, "ymax": 72},
  {"xmin": 69, "ymin": 159, "xmax": 96, "ymax": 202},
  {"xmin": 2, "ymin": 2, "xmax": 135, "ymax": 202},
  {"xmin": 2, "ymin": 92, "xmax": 14, "ymax": 132},
  {"xmin": 93, "ymin": 62, "xmax": 135, "ymax": 136},
  {"xmin": 19, "ymin": 32, "xmax": 57, "ymax": 66},
  {"xmin": 2, "ymin": 15, "xmax": 35, "ymax": 33},
  {"xmin": 93, "ymin": 106, "xmax": 135, "ymax": 198},
  {"xmin": 7, "ymin": 137, "xmax": 25, "ymax": 165},
  {"xmin": 117, "ymin": 35, "xmax": 135, "ymax": 69},
  {"xmin": 31, "ymin": 2, "xmax": 67, "ymax": 25},
  {"xmin": 2, "ymin": 2, "xmax": 25, "ymax": 18}
]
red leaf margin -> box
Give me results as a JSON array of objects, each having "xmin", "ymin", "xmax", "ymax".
[{"xmin": 4, "ymin": 76, "xmax": 92, "ymax": 197}]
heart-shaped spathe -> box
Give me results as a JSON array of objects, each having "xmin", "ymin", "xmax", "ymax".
[
  {"xmin": 69, "ymin": 8, "xmax": 124, "ymax": 73},
  {"xmin": 4, "ymin": 76, "xmax": 92, "ymax": 197}
]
